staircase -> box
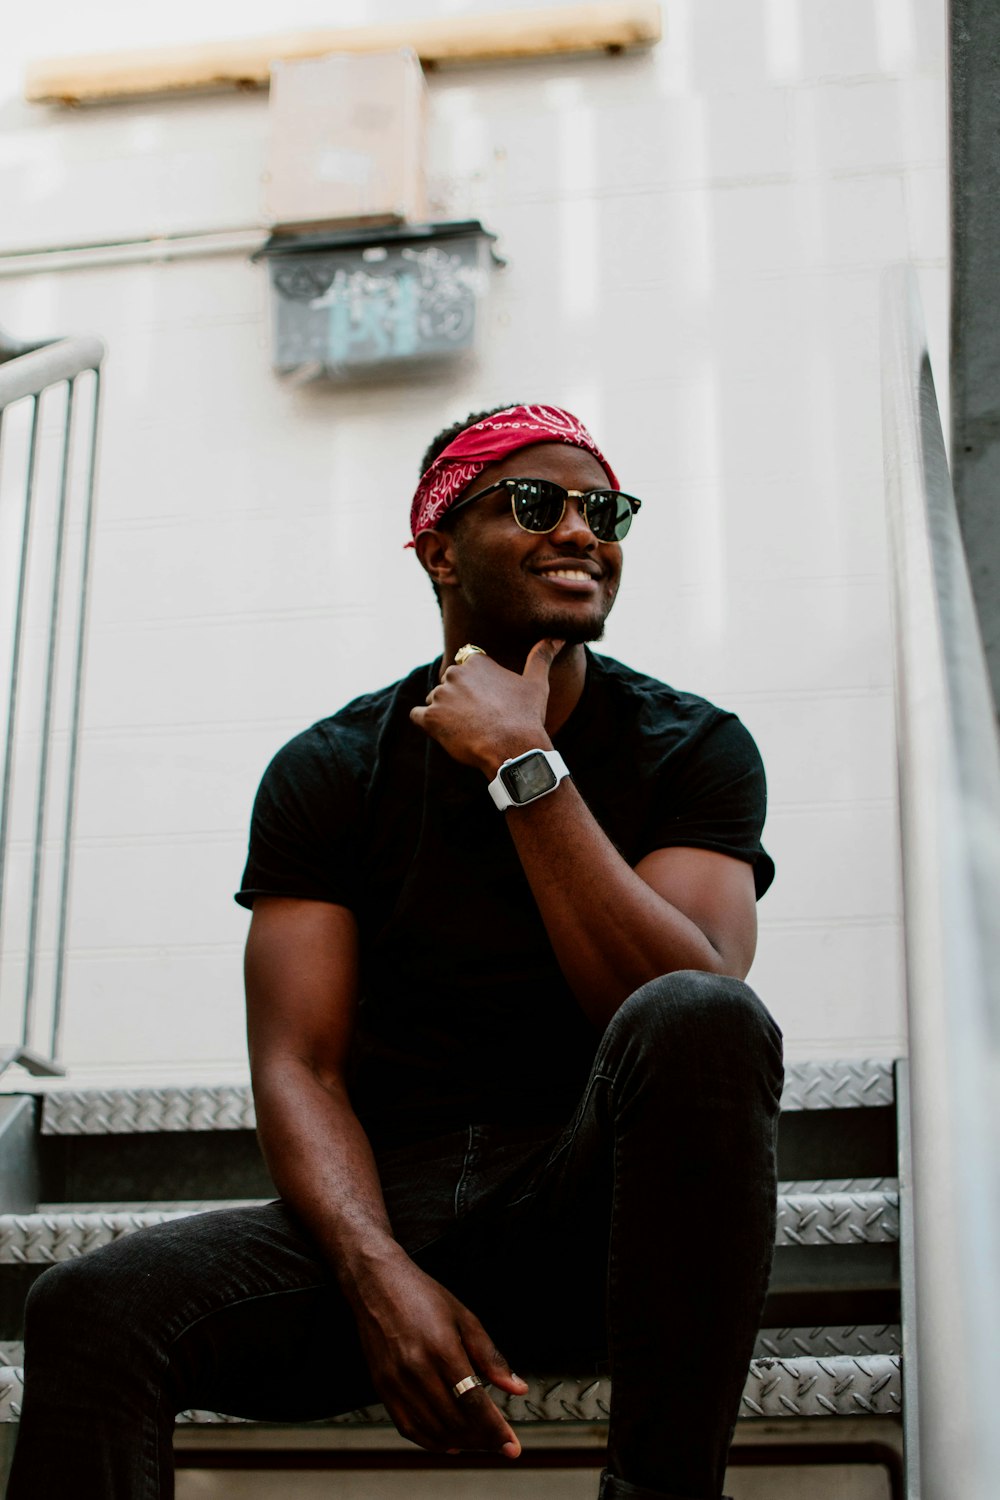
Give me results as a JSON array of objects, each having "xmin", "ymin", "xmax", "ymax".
[{"xmin": 0, "ymin": 1058, "xmax": 906, "ymax": 1491}]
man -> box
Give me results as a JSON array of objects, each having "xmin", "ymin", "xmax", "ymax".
[{"xmin": 9, "ymin": 403, "xmax": 782, "ymax": 1500}]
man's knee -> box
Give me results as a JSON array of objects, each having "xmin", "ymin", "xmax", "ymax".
[
  {"xmin": 604, "ymin": 969, "xmax": 783, "ymax": 1088},
  {"xmin": 24, "ymin": 1256, "xmax": 107, "ymax": 1358},
  {"xmin": 24, "ymin": 1233, "xmax": 167, "ymax": 1362}
]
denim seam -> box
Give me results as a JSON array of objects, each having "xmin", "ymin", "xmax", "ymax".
[
  {"xmin": 504, "ymin": 1071, "xmax": 611, "ymax": 1211},
  {"xmin": 453, "ymin": 1124, "xmax": 476, "ymax": 1219},
  {"xmin": 164, "ymin": 1280, "xmax": 331, "ymax": 1358}
]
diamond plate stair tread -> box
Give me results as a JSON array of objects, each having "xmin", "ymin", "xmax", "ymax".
[
  {"xmin": 778, "ymin": 1178, "xmax": 896, "ymax": 1192},
  {"xmin": 35, "ymin": 1201, "xmax": 268, "ymax": 1214},
  {"xmin": 775, "ymin": 1181, "xmax": 899, "ymax": 1246},
  {"xmin": 0, "ymin": 1356, "xmax": 902, "ymax": 1424},
  {"xmin": 0, "ymin": 1207, "xmax": 260, "ymax": 1263},
  {"xmin": 753, "ymin": 1325, "xmax": 900, "ymax": 1358},
  {"xmin": 35, "ymin": 1060, "xmax": 896, "ymax": 1136},
  {"xmin": 779, "ymin": 1060, "xmax": 894, "ymax": 1110},
  {"xmin": 40, "ymin": 1086, "xmax": 255, "ymax": 1135},
  {"xmin": 0, "ymin": 1183, "xmax": 899, "ymax": 1262}
]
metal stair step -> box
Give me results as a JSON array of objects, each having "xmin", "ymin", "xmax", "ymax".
[
  {"xmin": 776, "ymin": 1179, "xmax": 899, "ymax": 1245},
  {"xmin": 40, "ymin": 1086, "xmax": 256, "ymax": 1136},
  {"xmin": 778, "ymin": 1060, "xmax": 894, "ymax": 1111},
  {"xmin": 739, "ymin": 1353, "xmax": 901, "ymax": 1418},
  {"xmin": 0, "ymin": 1353, "xmax": 902, "ymax": 1425},
  {"xmin": 0, "ymin": 1203, "xmax": 268, "ymax": 1263},
  {"xmin": 0, "ymin": 1183, "xmax": 899, "ymax": 1264},
  {"xmin": 31, "ymin": 1060, "xmax": 896, "ymax": 1137},
  {"xmin": 35, "ymin": 1200, "xmax": 268, "ymax": 1214},
  {"xmin": 753, "ymin": 1324, "xmax": 900, "ymax": 1358}
]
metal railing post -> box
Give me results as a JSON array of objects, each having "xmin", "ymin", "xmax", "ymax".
[
  {"xmin": 881, "ymin": 265, "xmax": 1000, "ymax": 1500},
  {"xmin": 0, "ymin": 397, "xmax": 42, "ymax": 953},
  {"xmin": 0, "ymin": 330, "xmax": 104, "ymax": 1077},
  {"xmin": 50, "ymin": 369, "xmax": 102, "ymax": 1063},
  {"xmin": 22, "ymin": 380, "xmax": 76, "ymax": 1048}
]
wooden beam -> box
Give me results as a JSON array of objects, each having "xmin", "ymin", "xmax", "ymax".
[{"xmin": 25, "ymin": 2, "xmax": 662, "ymax": 107}]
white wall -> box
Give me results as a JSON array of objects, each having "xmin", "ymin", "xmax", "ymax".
[{"xmin": 0, "ymin": 0, "xmax": 947, "ymax": 1084}]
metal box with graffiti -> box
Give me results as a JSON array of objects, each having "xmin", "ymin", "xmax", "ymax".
[{"xmin": 256, "ymin": 221, "xmax": 500, "ymax": 380}]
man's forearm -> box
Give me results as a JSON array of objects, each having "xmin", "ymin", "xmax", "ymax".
[
  {"xmin": 502, "ymin": 779, "xmax": 727, "ymax": 1026},
  {"xmin": 251, "ymin": 1055, "xmax": 407, "ymax": 1306}
]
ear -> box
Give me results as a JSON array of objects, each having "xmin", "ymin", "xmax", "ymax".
[{"xmin": 414, "ymin": 528, "xmax": 459, "ymax": 590}]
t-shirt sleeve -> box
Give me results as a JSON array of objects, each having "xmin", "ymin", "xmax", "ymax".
[
  {"xmin": 234, "ymin": 726, "xmax": 362, "ymax": 911},
  {"xmin": 643, "ymin": 712, "xmax": 775, "ymax": 898}
]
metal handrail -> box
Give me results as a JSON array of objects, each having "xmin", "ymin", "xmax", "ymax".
[
  {"xmin": 0, "ymin": 329, "xmax": 104, "ymax": 1076},
  {"xmin": 0, "ymin": 334, "xmax": 105, "ymax": 404},
  {"xmin": 881, "ymin": 265, "xmax": 1000, "ymax": 1500}
]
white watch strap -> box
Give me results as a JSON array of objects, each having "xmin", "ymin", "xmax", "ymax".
[{"xmin": 488, "ymin": 749, "xmax": 570, "ymax": 811}]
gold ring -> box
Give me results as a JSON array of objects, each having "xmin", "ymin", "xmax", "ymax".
[
  {"xmin": 454, "ymin": 644, "xmax": 486, "ymax": 666},
  {"xmin": 452, "ymin": 1374, "xmax": 483, "ymax": 1398}
]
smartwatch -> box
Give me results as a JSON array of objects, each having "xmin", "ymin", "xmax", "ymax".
[{"xmin": 488, "ymin": 749, "xmax": 570, "ymax": 811}]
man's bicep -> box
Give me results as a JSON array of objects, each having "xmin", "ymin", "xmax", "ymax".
[
  {"xmin": 244, "ymin": 896, "xmax": 361, "ymax": 1081},
  {"xmin": 633, "ymin": 846, "xmax": 758, "ymax": 980}
]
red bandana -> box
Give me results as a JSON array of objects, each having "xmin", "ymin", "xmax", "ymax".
[{"xmin": 408, "ymin": 404, "xmax": 619, "ymax": 542}]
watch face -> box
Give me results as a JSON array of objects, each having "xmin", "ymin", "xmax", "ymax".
[{"xmin": 500, "ymin": 752, "xmax": 558, "ymax": 804}]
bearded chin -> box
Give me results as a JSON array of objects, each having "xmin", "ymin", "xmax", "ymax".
[
  {"xmin": 506, "ymin": 611, "xmax": 608, "ymax": 654},
  {"xmin": 553, "ymin": 615, "xmax": 608, "ymax": 646}
]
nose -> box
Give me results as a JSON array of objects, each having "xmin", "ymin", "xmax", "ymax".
[{"xmin": 549, "ymin": 494, "xmax": 598, "ymax": 549}]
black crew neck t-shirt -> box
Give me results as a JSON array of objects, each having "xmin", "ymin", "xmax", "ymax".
[{"xmin": 237, "ymin": 650, "xmax": 774, "ymax": 1147}]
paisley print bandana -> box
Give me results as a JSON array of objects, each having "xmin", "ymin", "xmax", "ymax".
[{"xmin": 409, "ymin": 404, "xmax": 619, "ymax": 543}]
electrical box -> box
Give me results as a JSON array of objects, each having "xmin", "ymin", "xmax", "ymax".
[
  {"xmin": 264, "ymin": 49, "xmax": 428, "ymax": 231},
  {"xmin": 256, "ymin": 221, "xmax": 499, "ymax": 381}
]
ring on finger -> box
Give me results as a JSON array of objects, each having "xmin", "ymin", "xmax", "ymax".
[
  {"xmin": 454, "ymin": 644, "xmax": 486, "ymax": 666},
  {"xmin": 452, "ymin": 1374, "xmax": 483, "ymax": 1399}
]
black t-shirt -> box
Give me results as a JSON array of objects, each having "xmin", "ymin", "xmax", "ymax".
[{"xmin": 237, "ymin": 650, "xmax": 774, "ymax": 1146}]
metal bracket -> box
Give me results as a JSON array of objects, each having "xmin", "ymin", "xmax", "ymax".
[{"xmin": 0, "ymin": 1047, "xmax": 64, "ymax": 1080}]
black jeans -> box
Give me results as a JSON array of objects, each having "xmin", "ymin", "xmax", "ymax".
[{"xmin": 9, "ymin": 971, "xmax": 783, "ymax": 1500}]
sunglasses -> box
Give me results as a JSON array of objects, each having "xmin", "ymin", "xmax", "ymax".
[{"xmin": 450, "ymin": 477, "xmax": 642, "ymax": 544}]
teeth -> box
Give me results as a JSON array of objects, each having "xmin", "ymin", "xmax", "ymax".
[{"xmin": 544, "ymin": 569, "xmax": 592, "ymax": 581}]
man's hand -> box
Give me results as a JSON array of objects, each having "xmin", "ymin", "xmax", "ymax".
[
  {"xmin": 348, "ymin": 1247, "xmax": 529, "ymax": 1457},
  {"xmin": 410, "ymin": 639, "xmax": 564, "ymax": 777}
]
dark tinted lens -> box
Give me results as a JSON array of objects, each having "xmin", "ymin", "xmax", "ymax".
[
  {"xmin": 585, "ymin": 491, "xmax": 634, "ymax": 542},
  {"xmin": 510, "ymin": 479, "xmax": 567, "ymax": 533}
]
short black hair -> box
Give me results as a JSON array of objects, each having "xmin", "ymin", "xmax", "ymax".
[
  {"xmin": 418, "ymin": 403, "xmax": 523, "ymax": 481},
  {"xmin": 417, "ymin": 404, "xmax": 522, "ymax": 612},
  {"xmin": 413, "ymin": 405, "xmax": 521, "ymax": 609}
]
